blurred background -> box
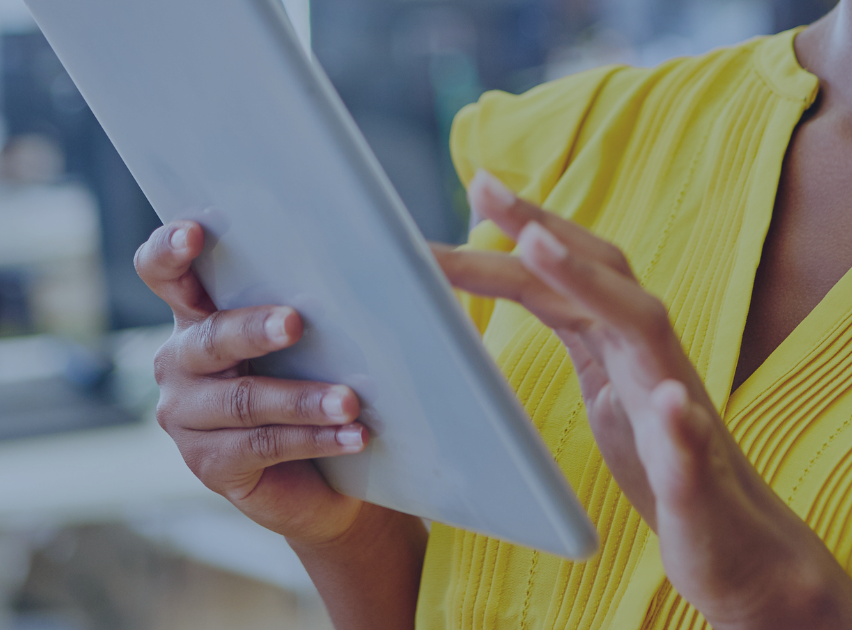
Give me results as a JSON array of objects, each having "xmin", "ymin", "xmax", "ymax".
[{"xmin": 0, "ymin": 0, "xmax": 838, "ymax": 627}]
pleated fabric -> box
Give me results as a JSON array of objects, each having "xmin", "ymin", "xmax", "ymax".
[{"xmin": 416, "ymin": 28, "xmax": 852, "ymax": 630}]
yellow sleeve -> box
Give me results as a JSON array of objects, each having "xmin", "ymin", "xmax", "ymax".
[
  {"xmin": 449, "ymin": 64, "xmax": 624, "ymax": 333},
  {"xmin": 450, "ymin": 64, "xmax": 624, "ymax": 204}
]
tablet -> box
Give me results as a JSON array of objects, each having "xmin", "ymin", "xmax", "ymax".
[{"xmin": 26, "ymin": 0, "xmax": 599, "ymax": 559}]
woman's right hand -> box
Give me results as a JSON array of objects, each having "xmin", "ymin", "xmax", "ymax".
[{"xmin": 135, "ymin": 220, "xmax": 371, "ymax": 546}]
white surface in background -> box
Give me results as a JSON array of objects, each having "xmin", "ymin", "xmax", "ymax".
[
  {"xmin": 0, "ymin": 422, "xmax": 209, "ymax": 525},
  {"xmin": 0, "ymin": 415, "xmax": 316, "ymax": 592},
  {"xmin": 0, "ymin": 335, "xmax": 66, "ymax": 383},
  {"xmin": 0, "ymin": 185, "xmax": 99, "ymax": 266},
  {"xmin": 131, "ymin": 506, "xmax": 316, "ymax": 593},
  {"xmin": 0, "ymin": 326, "xmax": 316, "ymax": 593}
]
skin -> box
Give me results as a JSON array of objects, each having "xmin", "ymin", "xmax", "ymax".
[
  {"xmin": 436, "ymin": 172, "xmax": 852, "ymax": 629},
  {"xmin": 134, "ymin": 224, "xmax": 427, "ymax": 629},
  {"xmin": 732, "ymin": 3, "xmax": 852, "ymax": 392},
  {"xmin": 135, "ymin": 4, "xmax": 852, "ymax": 628}
]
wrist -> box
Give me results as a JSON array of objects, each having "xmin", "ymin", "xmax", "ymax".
[
  {"xmin": 288, "ymin": 504, "xmax": 428, "ymax": 630},
  {"xmin": 287, "ymin": 503, "xmax": 420, "ymax": 560}
]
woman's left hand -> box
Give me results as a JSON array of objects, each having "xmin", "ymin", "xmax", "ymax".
[{"xmin": 432, "ymin": 170, "xmax": 852, "ymax": 630}]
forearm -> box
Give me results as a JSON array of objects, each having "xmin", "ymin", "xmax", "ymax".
[{"xmin": 290, "ymin": 503, "xmax": 428, "ymax": 630}]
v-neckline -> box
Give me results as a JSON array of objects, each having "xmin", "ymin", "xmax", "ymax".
[
  {"xmin": 726, "ymin": 265, "xmax": 852, "ymax": 418},
  {"xmin": 708, "ymin": 27, "xmax": 827, "ymax": 418}
]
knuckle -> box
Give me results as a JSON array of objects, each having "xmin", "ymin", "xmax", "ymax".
[
  {"xmin": 240, "ymin": 308, "xmax": 271, "ymax": 350},
  {"xmin": 641, "ymin": 296, "xmax": 671, "ymax": 338},
  {"xmin": 605, "ymin": 245, "xmax": 632, "ymax": 277},
  {"xmin": 229, "ymin": 379, "xmax": 258, "ymax": 427},
  {"xmin": 296, "ymin": 425, "xmax": 332, "ymax": 456},
  {"xmin": 307, "ymin": 426, "xmax": 328, "ymax": 453},
  {"xmin": 245, "ymin": 425, "xmax": 285, "ymax": 461},
  {"xmin": 514, "ymin": 274, "xmax": 537, "ymax": 306},
  {"xmin": 133, "ymin": 227, "xmax": 167, "ymax": 280},
  {"xmin": 153, "ymin": 340, "xmax": 178, "ymax": 385},
  {"xmin": 566, "ymin": 251, "xmax": 594, "ymax": 283},
  {"xmin": 663, "ymin": 404, "xmax": 708, "ymax": 458},
  {"xmin": 238, "ymin": 425, "xmax": 336, "ymax": 463},
  {"xmin": 508, "ymin": 199, "xmax": 536, "ymax": 223},
  {"xmin": 167, "ymin": 429, "xmax": 223, "ymax": 494},
  {"xmin": 155, "ymin": 396, "xmax": 175, "ymax": 431},
  {"xmin": 179, "ymin": 444, "xmax": 208, "ymax": 482},
  {"xmin": 289, "ymin": 385, "xmax": 319, "ymax": 421},
  {"xmin": 195, "ymin": 311, "xmax": 225, "ymax": 362}
]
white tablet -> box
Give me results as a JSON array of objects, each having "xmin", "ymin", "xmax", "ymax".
[{"xmin": 26, "ymin": 0, "xmax": 598, "ymax": 559}]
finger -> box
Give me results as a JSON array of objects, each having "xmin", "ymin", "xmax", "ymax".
[
  {"xmin": 431, "ymin": 245, "xmax": 595, "ymax": 331},
  {"xmin": 176, "ymin": 305, "xmax": 304, "ymax": 375},
  {"xmin": 134, "ymin": 221, "xmax": 215, "ymax": 322},
  {"xmin": 555, "ymin": 329, "xmax": 607, "ymax": 397},
  {"xmin": 557, "ymin": 327, "xmax": 659, "ymax": 528},
  {"xmin": 519, "ymin": 222, "xmax": 713, "ymax": 405},
  {"xmin": 594, "ymin": 384, "xmax": 658, "ymax": 530},
  {"xmin": 179, "ymin": 423, "xmax": 369, "ymax": 495},
  {"xmin": 518, "ymin": 221, "xmax": 669, "ymax": 342},
  {"xmin": 433, "ymin": 244, "xmax": 535, "ymax": 298},
  {"xmin": 642, "ymin": 380, "xmax": 717, "ymax": 509},
  {"xmin": 467, "ymin": 170, "xmax": 635, "ymax": 279},
  {"xmin": 157, "ymin": 378, "xmax": 361, "ymax": 431}
]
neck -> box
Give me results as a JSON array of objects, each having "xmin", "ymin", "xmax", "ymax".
[{"xmin": 796, "ymin": 2, "xmax": 852, "ymax": 117}]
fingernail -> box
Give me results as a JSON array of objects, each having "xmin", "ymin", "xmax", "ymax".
[
  {"xmin": 265, "ymin": 308, "xmax": 295, "ymax": 345},
  {"xmin": 170, "ymin": 228, "xmax": 188, "ymax": 251},
  {"xmin": 322, "ymin": 385, "xmax": 352, "ymax": 422},
  {"xmin": 525, "ymin": 222, "xmax": 568, "ymax": 260},
  {"xmin": 469, "ymin": 169, "xmax": 516, "ymax": 211},
  {"xmin": 336, "ymin": 425, "xmax": 364, "ymax": 449}
]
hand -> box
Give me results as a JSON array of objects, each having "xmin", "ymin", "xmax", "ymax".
[
  {"xmin": 138, "ymin": 221, "xmax": 427, "ymax": 629},
  {"xmin": 434, "ymin": 170, "xmax": 852, "ymax": 629},
  {"xmin": 135, "ymin": 220, "xmax": 371, "ymax": 546}
]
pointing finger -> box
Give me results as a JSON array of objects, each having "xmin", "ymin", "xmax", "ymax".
[
  {"xmin": 431, "ymin": 244, "xmax": 595, "ymax": 331},
  {"xmin": 467, "ymin": 170, "xmax": 635, "ymax": 279}
]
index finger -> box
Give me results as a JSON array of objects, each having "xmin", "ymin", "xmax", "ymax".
[
  {"xmin": 519, "ymin": 222, "xmax": 712, "ymax": 407},
  {"xmin": 135, "ymin": 221, "xmax": 216, "ymax": 323},
  {"xmin": 430, "ymin": 244, "xmax": 595, "ymax": 332},
  {"xmin": 467, "ymin": 170, "xmax": 636, "ymax": 280}
]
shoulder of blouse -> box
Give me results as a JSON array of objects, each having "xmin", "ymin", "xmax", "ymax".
[{"xmin": 450, "ymin": 28, "xmax": 817, "ymax": 255}]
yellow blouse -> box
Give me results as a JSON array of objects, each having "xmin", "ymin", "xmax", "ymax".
[{"xmin": 416, "ymin": 27, "xmax": 852, "ymax": 630}]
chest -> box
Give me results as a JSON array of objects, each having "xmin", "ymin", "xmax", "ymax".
[{"xmin": 732, "ymin": 113, "xmax": 852, "ymax": 392}]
